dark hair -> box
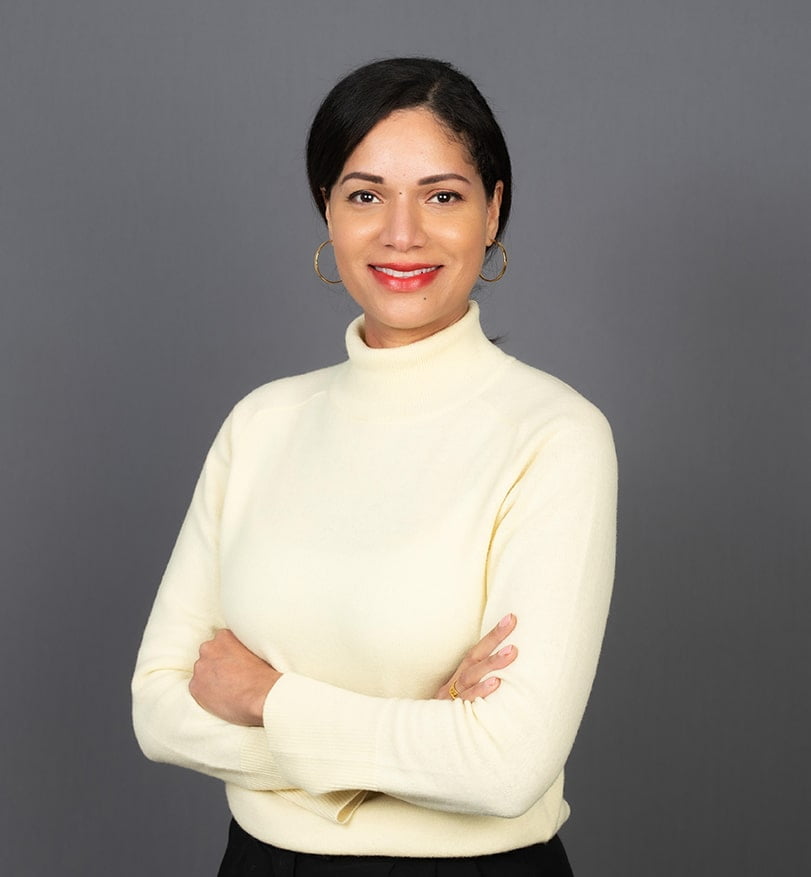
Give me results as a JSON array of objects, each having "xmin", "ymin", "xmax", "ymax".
[{"xmin": 306, "ymin": 57, "xmax": 512, "ymax": 247}]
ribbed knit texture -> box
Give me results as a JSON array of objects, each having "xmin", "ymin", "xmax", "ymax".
[{"xmin": 132, "ymin": 302, "xmax": 617, "ymax": 856}]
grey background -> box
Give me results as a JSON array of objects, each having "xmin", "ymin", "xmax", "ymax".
[{"xmin": 1, "ymin": 1, "xmax": 808, "ymax": 874}]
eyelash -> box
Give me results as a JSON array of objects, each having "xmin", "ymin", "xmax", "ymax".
[
  {"xmin": 348, "ymin": 190, "xmax": 379, "ymax": 204},
  {"xmin": 347, "ymin": 190, "xmax": 463, "ymax": 205},
  {"xmin": 430, "ymin": 191, "xmax": 462, "ymax": 204}
]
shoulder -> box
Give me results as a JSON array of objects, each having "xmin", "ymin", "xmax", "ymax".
[
  {"xmin": 483, "ymin": 356, "xmax": 613, "ymax": 447},
  {"xmin": 226, "ymin": 363, "xmax": 341, "ymax": 431},
  {"xmin": 481, "ymin": 358, "xmax": 618, "ymax": 503}
]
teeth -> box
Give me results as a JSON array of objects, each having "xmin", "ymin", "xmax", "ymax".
[{"xmin": 375, "ymin": 266, "xmax": 438, "ymax": 278}]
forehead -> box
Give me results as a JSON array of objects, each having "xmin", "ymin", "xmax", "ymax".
[{"xmin": 342, "ymin": 108, "xmax": 478, "ymax": 178}]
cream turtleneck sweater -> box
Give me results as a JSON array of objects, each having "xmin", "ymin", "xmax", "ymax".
[{"xmin": 132, "ymin": 301, "xmax": 617, "ymax": 857}]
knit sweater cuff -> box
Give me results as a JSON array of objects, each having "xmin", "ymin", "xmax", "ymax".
[
  {"xmin": 274, "ymin": 789, "xmax": 368, "ymax": 824},
  {"xmin": 240, "ymin": 726, "xmax": 367, "ymax": 824}
]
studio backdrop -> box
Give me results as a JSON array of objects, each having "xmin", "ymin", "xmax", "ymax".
[{"xmin": 1, "ymin": 2, "xmax": 808, "ymax": 874}]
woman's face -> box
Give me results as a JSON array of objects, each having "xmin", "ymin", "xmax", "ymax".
[{"xmin": 325, "ymin": 108, "xmax": 502, "ymax": 348}]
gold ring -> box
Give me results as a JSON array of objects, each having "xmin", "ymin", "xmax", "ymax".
[{"xmin": 449, "ymin": 679, "xmax": 461, "ymax": 700}]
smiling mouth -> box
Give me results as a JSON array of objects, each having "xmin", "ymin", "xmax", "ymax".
[{"xmin": 372, "ymin": 265, "xmax": 440, "ymax": 278}]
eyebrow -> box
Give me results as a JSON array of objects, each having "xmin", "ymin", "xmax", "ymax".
[
  {"xmin": 338, "ymin": 171, "xmax": 472, "ymax": 186},
  {"xmin": 418, "ymin": 173, "xmax": 471, "ymax": 186}
]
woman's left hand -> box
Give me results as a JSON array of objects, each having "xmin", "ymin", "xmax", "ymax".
[
  {"xmin": 434, "ymin": 613, "xmax": 518, "ymax": 701},
  {"xmin": 189, "ymin": 629, "xmax": 281, "ymax": 727}
]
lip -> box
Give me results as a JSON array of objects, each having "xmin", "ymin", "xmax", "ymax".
[{"xmin": 369, "ymin": 263, "xmax": 442, "ymax": 292}]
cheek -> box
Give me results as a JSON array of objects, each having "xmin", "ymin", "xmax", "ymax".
[
  {"xmin": 328, "ymin": 230, "xmax": 355, "ymax": 267},
  {"xmin": 329, "ymin": 232, "xmax": 371, "ymax": 302},
  {"xmin": 447, "ymin": 225, "xmax": 488, "ymax": 266},
  {"xmin": 436, "ymin": 217, "xmax": 483, "ymax": 247},
  {"xmin": 331, "ymin": 218, "xmax": 374, "ymax": 259},
  {"xmin": 332, "ymin": 245, "xmax": 363, "ymax": 286}
]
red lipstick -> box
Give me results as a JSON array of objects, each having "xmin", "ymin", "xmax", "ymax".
[{"xmin": 369, "ymin": 263, "xmax": 442, "ymax": 292}]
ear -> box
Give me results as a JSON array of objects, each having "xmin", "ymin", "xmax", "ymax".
[
  {"xmin": 322, "ymin": 187, "xmax": 332, "ymax": 233},
  {"xmin": 486, "ymin": 181, "xmax": 504, "ymax": 244}
]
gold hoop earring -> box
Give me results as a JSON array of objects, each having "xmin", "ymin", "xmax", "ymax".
[
  {"xmin": 479, "ymin": 241, "xmax": 508, "ymax": 283},
  {"xmin": 314, "ymin": 240, "xmax": 342, "ymax": 285}
]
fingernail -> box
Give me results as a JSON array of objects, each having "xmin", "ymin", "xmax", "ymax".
[
  {"xmin": 498, "ymin": 645, "xmax": 513, "ymax": 656},
  {"xmin": 498, "ymin": 613, "xmax": 512, "ymax": 628},
  {"xmin": 485, "ymin": 677, "xmax": 499, "ymax": 689}
]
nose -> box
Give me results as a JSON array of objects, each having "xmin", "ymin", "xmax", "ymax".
[{"xmin": 379, "ymin": 196, "xmax": 427, "ymax": 251}]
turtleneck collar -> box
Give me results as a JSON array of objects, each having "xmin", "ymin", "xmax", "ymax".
[{"xmin": 328, "ymin": 301, "xmax": 512, "ymax": 421}]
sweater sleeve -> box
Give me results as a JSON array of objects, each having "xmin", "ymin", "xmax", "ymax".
[
  {"xmin": 130, "ymin": 411, "xmax": 367, "ymax": 824},
  {"xmin": 260, "ymin": 405, "xmax": 617, "ymax": 818}
]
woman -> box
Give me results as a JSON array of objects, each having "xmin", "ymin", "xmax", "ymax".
[{"xmin": 132, "ymin": 58, "xmax": 617, "ymax": 875}]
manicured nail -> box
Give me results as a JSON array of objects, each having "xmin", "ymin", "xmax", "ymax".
[
  {"xmin": 498, "ymin": 645, "xmax": 513, "ymax": 657},
  {"xmin": 498, "ymin": 613, "xmax": 513, "ymax": 628},
  {"xmin": 485, "ymin": 677, "xmax": 499, "ymax": 689}
]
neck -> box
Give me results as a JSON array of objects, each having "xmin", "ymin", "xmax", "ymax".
[
  {"xmin": 361, "ymin": 304, "xmax": 471, "ymax": 349},
  {"xmin": 329, "ymin": 300, "xmax": 511, "ymax": 421}
]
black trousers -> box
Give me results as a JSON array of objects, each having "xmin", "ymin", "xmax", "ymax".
[{"xmin": 218, "ymin": 818, "xmax": 574, "ymax": 876}]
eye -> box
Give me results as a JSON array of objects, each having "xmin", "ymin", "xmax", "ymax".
[
  {"xmin": 348, "ymin": 190, "xmax": 380, "ymax": 204},
  {"xmin": 429, "ymin": 191, "xmax": 462, "ymax": 205}
]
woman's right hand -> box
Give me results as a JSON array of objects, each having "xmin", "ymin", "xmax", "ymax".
[{"xmin": 434, "ymin": 613, "xmax": 518, "ymax": 701}]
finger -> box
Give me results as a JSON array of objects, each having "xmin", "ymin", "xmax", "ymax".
[
  {"xmin": 456, "ymin": 644, "xmax": 518, "ymax": 691},
  {"xmin": 465, "ymin": 613, "xmax": 517, "ymax": 665},
  {"xmin": 197, "ymin": 628, "xmax": 225, "ymax": 655},
  {"xmin": 457, "ymin": 676, "xmax": 501, "ymax": 702}
]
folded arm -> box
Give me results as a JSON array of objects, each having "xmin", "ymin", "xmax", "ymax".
[
  {"xmin": 133, "ymin": 402, "xmax": 616, "ymax": 821},
  {"xmin": 255, "ymin": 409, "xmax": 617, "ymax": 817},
  {"xmin": 130, "ymin": 413, "xmax": 366, "ymax": 822}
]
